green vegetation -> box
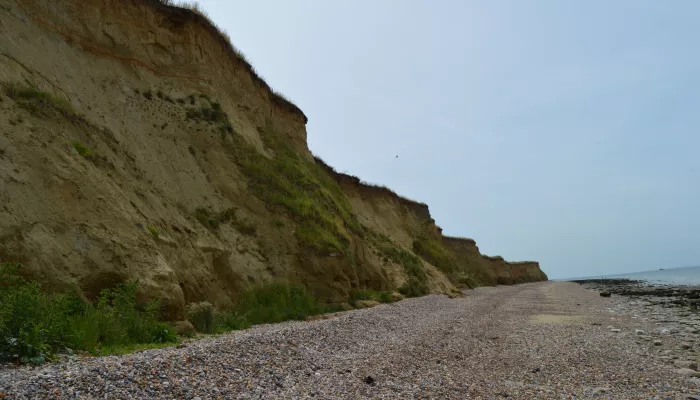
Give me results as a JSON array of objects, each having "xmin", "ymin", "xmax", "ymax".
[
  {"xmin": 236, "ymin": 283, "xmax": 323, "ymax": 325},
  {"xmin": 183, "ymin": 97, "xmax": 360, "ymax": 255},
  {"xmin": 157, "ymin": 0, "xmax": 302, "ymax": 117},
  {"xmin": 71, "ymin": 141, "xmax": 113, "ymax": 169},
  {"xmin": 226, "ymin": 126, "xmax": 361, "ymax": 255},
  {"xmin": 378, "ymin": 242, "xmax": 425, "ymax": 278},
  {"xmin": 413, "ymin": 237, "xmax": 458, "ymax": 274},
  {"xmin": 94, "ymin": 342, "xmax": 176, "ymax": 356},
  {"xmin": 365, "ymin": 229, "xmax": 429, "ymax": 297},
  {"xmin": 185, "ymin": 100, "xmax": 233, "ymax": 136},
  {"xmin": 194, "ymin": 208, "xmax": 219, "ymax": 228},
  {"xmin": 147, "ymin": 225, "xmax": 160, "ymax": 237},
  {"xmin": 0, "ymin": 264, "xmax": 177, "ymax": 364},
  {"xmin": 4, "ymin": 83, "xmax": 76, "ymax": 119},
  {"xmin": 399, "ymin": 276, "xmax": 429, "ymax": 298},
  {"xmin": 459, "ymin": 274, "xmax": 483, "ymax": 288},
  {"xmin": 213, "ymin": 309, "xmax": 250, "ymax": 331},
  {"xmin": 412, "ymin": 237, "xmax": 487, "ymax": 288},
  {"xmin": 186, "ymin": 283, "xmax": 327, "ymax": 335},
  {"xmin": 186, "ymin": 301, "xmax": 215, "ymax": 333},
  {"xmin": 72, "ymin": 141, "xmax": 92, "ymax": 159},
  {"xmin": 456, "ymin": 263, "xmax": 493, "ymax": 288},
  {"xmin": 194, "ymin": 207, "xmax": 256, "ymax": 236},
  {"xmin": 349, "ymin": 289, "xmax": 392, "ymax": 306},
  {"xmin": 186, "ymin": 301, "xmax": 249, "ymax": 334}
]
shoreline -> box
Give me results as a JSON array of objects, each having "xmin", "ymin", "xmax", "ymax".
[
  {"xmin": 2, "ymin": 282, "xmax": 700, "ymax": 398},
  {"xmin": 572, "ymin": 278, "xmax": 700, "ymax": 388},
  {"xmin": 571, "ymin": 278, "xmax": 700, "ymax": 311}
]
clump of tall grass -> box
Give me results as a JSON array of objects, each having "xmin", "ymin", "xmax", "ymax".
[
  {"xmin": 4, "ymin": 83, "xmax": 76, "ymax": 119},
  {"xmin": 186, "ymin": 283, "xmax": 326, "ymax": 334},
  {"xmin": 0, "ymin": 263, "xmax": 177, "ymax": 364}
]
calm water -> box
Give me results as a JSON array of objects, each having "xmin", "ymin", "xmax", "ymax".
[{"xmin": 569, "ymin": 266, "xmax": 700, "ymax": 286}]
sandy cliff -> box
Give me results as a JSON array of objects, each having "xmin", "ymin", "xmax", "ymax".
[{"xmin": 0, "ymin": 0, "xmax": 547, "ymax": 319}]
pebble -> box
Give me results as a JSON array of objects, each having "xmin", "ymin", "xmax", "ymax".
[
  {"xmin": 676, "ymin": 368, "xmax": 700, "ymax": 377},
  {"xmin": 674, "ymin": 360, "xmax": 698, "ymax": 370},
  {"xmin": 1, "ymin": 282, "xmax": 698, "ymax": 398}
]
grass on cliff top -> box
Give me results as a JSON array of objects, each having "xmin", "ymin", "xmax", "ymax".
[
  {"xmin": 226, "ymin": 125, "xmax": 361, "ymax": 255},
  {"xmin": 0, "ymin": 263, "xmax": 177, "ymax": 364},
  {"xmin": 4, "ymin": 82, "xmax": 77, "ymax": 119},
  {"xmin": 312, "ymin": 156, "xmax": 427, "ymax": 207},
  {"xmin": 155, "ymin": 1, "xmax": 304, "ymax": 119}
]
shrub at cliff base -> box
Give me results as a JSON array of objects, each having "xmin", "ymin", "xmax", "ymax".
[
  {"xmin": 349, "ymin": 289, "xmax": 393, "ymax": 305},
  {"xmin": 235, "ymin": 283, "xmax": 323, "ymax": 325},
  {"xmin": 186, "ymin": 284, "xmax": 328, "ymax": 334},
  {"xmin": 186, "ymin": 301, "xmax": 250, "ymax": 334},
  {"xmin": 188, "ymin": 285, "xmax": 406, "ymax": 335},
  {"xmin": 0, "ymin": 263, "xmax": 177, "ymax": 364}
]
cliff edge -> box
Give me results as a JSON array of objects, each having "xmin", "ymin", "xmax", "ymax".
[{"xmin": 0, "ymin": 0, "xmax": 547, "ymax": 319}]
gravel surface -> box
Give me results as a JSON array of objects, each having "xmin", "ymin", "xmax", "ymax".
[{"xmin": 2, "ymin": 281, "xmax": 700, "ymax": 399}]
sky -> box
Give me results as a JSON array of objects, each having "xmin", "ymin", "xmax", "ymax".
[{"xmin": 195, "ymin": 0, "xmax": 700, "ymax": 280}]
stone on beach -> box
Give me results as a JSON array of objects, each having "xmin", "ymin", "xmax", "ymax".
[
  {"xmin": 676, "ymin": 368, "xmax": 700, "ymax": 377},
  {"xmin": 1, "ymin": 282, "xmax": 699, "ymax": 399},
  {"xmin": 674, "ymin": 360, "xmax": 698, "ymax": 370}
]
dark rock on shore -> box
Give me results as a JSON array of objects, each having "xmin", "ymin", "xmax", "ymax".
[{"xmin": 571, "ymin": 279, "xmax": 700, "ymax": 311}]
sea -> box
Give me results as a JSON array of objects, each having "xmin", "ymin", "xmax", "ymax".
[{"xmin": 566, "ymin": 265, "xmax": 700, "ymax": 286}]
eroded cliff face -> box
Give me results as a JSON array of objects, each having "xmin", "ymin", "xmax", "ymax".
[{"xmin": 0, "ymin": 0, "xmax": 546, "ymax": 319}]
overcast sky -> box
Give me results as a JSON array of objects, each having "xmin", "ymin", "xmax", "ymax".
[{"xmin": 195, "ymin": 0, "xmax": 700, "ymax": 279}]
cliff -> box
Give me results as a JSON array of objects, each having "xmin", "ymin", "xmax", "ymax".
[{"xmin": 0, "ymin": 0, "xmax": 547, "ymax": 319}]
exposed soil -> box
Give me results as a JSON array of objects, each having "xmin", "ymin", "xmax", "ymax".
[{"xmin": 0, "ymin": 0, "xmax": 546, "ymax": 320}]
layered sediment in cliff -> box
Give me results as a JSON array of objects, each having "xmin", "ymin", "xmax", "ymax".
[{"xmin": 0, "ymin": 0, "xmax": 547, "ymax": 319}]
